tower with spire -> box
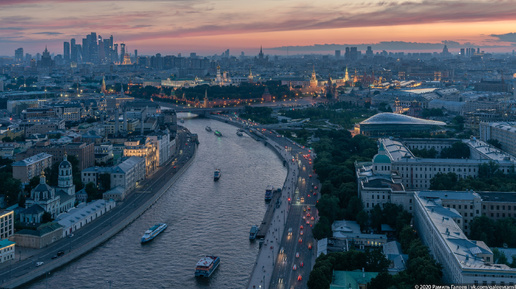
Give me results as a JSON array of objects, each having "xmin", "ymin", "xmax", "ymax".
[
  {"xmin": 39, "ymin": 45, "xmax": 54, "ymax": 68},
  {"xmin": 310, "ymin": 66, "xmax": 318, "ymax": 88},
  {"xmin": 216, "ymin": 65, "xmax": 222, "ymax": 84},
  {"xmin": 57, "ymin": 154, "xmax": 75, "ymax": 196},
  {"xmin": 101, "ymin": 75, "xmax": 107, "ymax": 94},
  {"xmin": 344, "ymin": 67, "xmax": 350, "ymax": 82},
  {"xmin": 204, "ymin": 89, "xmax": 209, "ymax": 108},
  {"xmin": 248, "ymin": 67, "xmax": 254, "ymax": 83}
]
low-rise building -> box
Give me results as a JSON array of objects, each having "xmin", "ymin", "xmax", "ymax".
[
  {"xmin": 12, "ymin": 152, "xmax": 53, "ymax": 183},
  {"xmin": 21, "ymin": 119, "xmax": 65, "ymax": 137},
  {"xmin": 148, "ymin": 130, "xmax": 174, "ymax": 166},
  {"xmin": 124, "ymin": 137, "xmax": 158, "ymax": 177},
  {"xmin": 56, "ymin": 199, "xmax": 116, "ymax": 237},
  {"xmin": 0, "ymin": 210, "xmax": 14, "ymax": 240},
  {"xmin": 0, "ymin": 239, "xmax": 15, "ymax": 263},
  {"xmin": 81, "ymin": 156, "xmax": 145, "ymax": 195},
  {"xmin": 330, "ymin": 270, "xmax": 379, "ymax": 289},
  {"xmin": 11, "ymin": 222, "xmax": 63, "ymax": 249},
  {"xmin": 332, "ymin": 220, "xmax": 387, "ymax": 249},
  {"xmin": 479, "ymin": 122, "xmax": 516, "ymax": 158},
  {"xmin": 103, "ymin": 186, "xmax": 126, "ymax": 201}
]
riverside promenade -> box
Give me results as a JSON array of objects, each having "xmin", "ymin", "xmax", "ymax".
[{"xmin": 0, "ymin": 128, "xmax": 196, "ymax": 289}]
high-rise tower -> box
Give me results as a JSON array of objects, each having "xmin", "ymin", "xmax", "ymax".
[
  {"xmin": 64, "ymin": 41, "xmax": 70, "ymax": 62},
  {"xmin": 70, "ymin": 38, "xmax": 77, "ymax": 62},
  {"xmin": 15, "ymin": 48, "xmax": 23, "ymax": 63},
  {"xmin": 120, "ymin": 43, "xmax": 126, "ymax": 63}
]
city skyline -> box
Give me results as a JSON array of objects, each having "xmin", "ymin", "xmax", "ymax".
[{"xmin": 1, "ymin": 0, "xmax": 516, "ymax": 56}]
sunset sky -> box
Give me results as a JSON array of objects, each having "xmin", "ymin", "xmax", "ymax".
[{"xmin": 1, "ymin": 0, "xmax": 516, "ymax": 56}]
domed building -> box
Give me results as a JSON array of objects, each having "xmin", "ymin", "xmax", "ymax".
[
  {"xmin": 372, "ymin": 143, "xmax": 391, "ymax": 175},
  {"xmin": 354, "ymin": 112, "xmax": 446, "ymax": 137},
  {"xmin": 20, "ymin": 155, "xmax": 76, "ymax": 224}
]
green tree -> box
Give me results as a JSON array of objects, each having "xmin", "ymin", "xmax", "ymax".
[
  {"xmin": 370, "ymin": 204, "xmax": 383, "ymax": 232},
  {"xmin": 493, "ymin": 248, "xmax": 509, "ymax": 265},
  {"xmin": 399, "ymin": 225, "xmax": 417, "ymax": 251},
  {"xmin": 469, "ymin": 215, "xmax": 496, "ymax": 246},
  {"xmin": 312, "ymin": 216, "xmax": 332, "ymax": 240},
  {"xmin": 42, "ymin": 212, "xmax": 53, "ymax": 223},
  {"xmin": 429, "ymin": 172, "xmax": 458, "ymax": 190},
  {"xmin": 0, "ymin": 172, "xmax": 22, "ymax": 206},
  {"xmin": 487, "ymin": 139, "xmax": 502, "ymax": 149},
  {"xmin": 366, "ymin": 248, "xmax": 390, "ymax": 272},
  {"xmin": 99, "ymin": 173, "xmax": 111, "ymax": 191},
  {"xmin": 316, "ymin": 194, "xmax": 340, "ymax": 224},
  {"xmin": 356, "ymin": 210, "xmax": 369, "ymax": 230},
  {"xmin": 368, "ymin": 272, "xmax": 395, "ymax": 289},
  {"xmin": 440, "ymin": 142, "xmax": 470, "ymax": 159},
  {"xmin": 411, "ymin": 147, "xmax": 438, "ymax": 158},
  {"xmin": 307, "ymin": 267, "xmax": 331, "ymax": 289},
  {"xmin": 422, "ymin": 108, "xmax": 444, "ymax": 117},
  {"xmin": 85, "ymin": 182, "xmax": 100, "ymax": 201},
  {"xmin": 478, "ymin": 161, "xmax": 500, "ymax": 179}
]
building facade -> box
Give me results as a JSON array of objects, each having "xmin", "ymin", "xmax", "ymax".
[
  {"xmin": 12, "ymin": 153, "xmax": 53, "ymax": 183},
  {"xmin": 0, "ymin": 239, "xmax": 15, "ymax": 264},
  {"xmin": 414, "ymin": 193, "xmax": 516, "ymax": 285},
  {"xmin": 0, "ymin": 210, "xmax": 14, "ymax": 240}
]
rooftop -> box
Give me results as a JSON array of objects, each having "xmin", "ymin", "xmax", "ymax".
[
  {"xmin": 416, "ymin": 193, "xmax": 516, "ymax": 272},
  {"xmin": 330, "ymin": 270, "xmax": 379, "ymax": 289},
  {"xmin": 380, "ymin": 138, "xmax": 415, "ymax": 162},
  {"xmin": 418, "ymin": 190, "xmax": 480, "ymax": 201},
  {"xmin": 12, "ymin": 153, "xmax": 52, "ymax": 167},
  {"xmin": 478, "ymin": 192, "xmax": 516, "ymax": 203},
  {"xmin": 464, "ymin": 138, "xmax": 515, "ymax": 162},
  {"xmin": 0, "ymin": 239, "xmax": 15, "ymax": 248},
  {"xmin": 360, "ymin": 113, "xmax": 446, "ymax": 126}
]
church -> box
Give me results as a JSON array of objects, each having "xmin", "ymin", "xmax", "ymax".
[{"xmin": 20, "ymin": 155, "xmax": 76, "ymax": 224}]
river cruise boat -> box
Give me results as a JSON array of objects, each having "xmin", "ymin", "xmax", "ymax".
[
  {"xmin": 195, "ymin": 256, "xmax": 220, "ymax": 277},
  {"xmin": 141, "ymin": 223, "xmax": 167, "ymax": 243},
  {"xmin": 214, "ymin": 169, "xmax": 221, "ymax": 181},
  {"xmin": 265, "ymin": 185, "xmax": 274, "ymax": 202},
  {"xmin": 249, "ymin": 225, "xmax": 258, "ymax": 240}
]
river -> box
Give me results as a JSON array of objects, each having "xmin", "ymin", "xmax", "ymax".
[{"xmin": 24, "ymin": 116, "xmax": 287, "ymax": 289}]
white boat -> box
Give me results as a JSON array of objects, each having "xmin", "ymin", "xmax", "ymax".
[
  {"xmin": 205, "ymin": 126, "xmax": 212, "ymax": 132},
  {"xmin": 141, "ymin": 223, "xmax": 167, "ymax": 243}
]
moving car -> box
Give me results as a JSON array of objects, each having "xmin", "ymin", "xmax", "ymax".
[{"xmin": 36, "ymin": 262, "xmax": 44, "ymax": 267}]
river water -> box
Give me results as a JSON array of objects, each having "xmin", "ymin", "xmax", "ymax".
[{"xmin": 25, "ymin": 116, "xmax": 287, "ymax": 289}]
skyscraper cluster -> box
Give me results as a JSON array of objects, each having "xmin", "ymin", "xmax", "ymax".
[{"xmin": 63, "ymin": 32, "xmax": 122, "ymax": 64}]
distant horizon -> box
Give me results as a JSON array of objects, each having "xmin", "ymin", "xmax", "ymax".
[{"xmin": 2, "ymin": 1, "xmax": 516, "ymax": 57}]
